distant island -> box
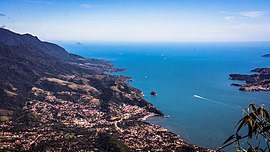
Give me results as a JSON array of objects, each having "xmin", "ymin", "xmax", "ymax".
[
  {"xmin": 262, "ymin": 54, "xmax": 270, "ymax": 57},
  {"xmin": 0, "ymin": 28, "xmax": 211, "ymax": 151},
  {"xmin": 230, "ymin": 54, "xmax": 270, "ymax": 91}
]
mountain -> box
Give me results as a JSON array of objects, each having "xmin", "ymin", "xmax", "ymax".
[
  {"xmin": 0, "ymin": 28, "xmax": 123, "ymax": 109},
  {"xmin": 0, "ymin": 28, "xmax": 210, "ymax": 151}
]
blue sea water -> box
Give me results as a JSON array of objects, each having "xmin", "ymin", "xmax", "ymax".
[{"xmin": 60, "ymin": 42, "xmax": 270, "ymax": 150}]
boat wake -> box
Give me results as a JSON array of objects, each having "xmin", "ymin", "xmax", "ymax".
[{"xmin": 193, "ymin": 94, "xmax": 236, "ymax": 109}]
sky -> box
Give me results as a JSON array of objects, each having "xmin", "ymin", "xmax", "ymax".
[{"xmin": 0, "ymin": 0, "xmax": 270, "ymax": 42}]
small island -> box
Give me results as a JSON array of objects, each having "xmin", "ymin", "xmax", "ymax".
[{"xmin": 150, "ymin": 91, "xmax": 158, "ymax": 96}]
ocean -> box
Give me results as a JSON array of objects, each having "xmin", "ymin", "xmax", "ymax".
[{"xmin": 60, "ymin": 42, "xmax": 270, "ymax": 150}]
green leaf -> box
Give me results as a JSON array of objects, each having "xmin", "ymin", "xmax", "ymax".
[
  {"xmin": 249, "ymin": 112, "xmax": 257, "ymax": 121},
  {"xmin": 257, "ymin": 107, "xmax": 263, "ymax": 116},
  {"xmin": 236, "ymin": 133, "xmax": 241, "ymax": 140},
  {"xmin": 247, "ymin": 142, "xmax": 256, "ymax": 152},
  {"xmin": 237, "ymin": 115, "xmax": 249, "ymax": 133},
  {"xmin": 249, "ymin": 103, "xmax": 257, "ymax": 112},
  {"xmin": 248, "ymin": 122, "xmax": 253, "ymax": 138},
  {"xmin": 262, "ymin": 108, "xmax": 270, "ymax": 120},
  {"xmin": 261, "ymin": 126, "xmax": 270, "ymax": 133},
  {"xmin": 247, "ymin": 147, "xmax": 256, "ymax": 152},
  {"xmin": 223, "ymin": 135, "xmax": 235, "ymax": 145}
]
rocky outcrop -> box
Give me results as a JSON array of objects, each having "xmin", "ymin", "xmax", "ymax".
[
  {"xmin": 150, "ymin": 91, "xmax": 158, "ymax": 96},
  {"xmin": 229, "ymin": 55, "xmax": 270, "ymax": 91},
  {"xmin": 251, "ymin": 68, "xmax": 270, "ymax": 74}
]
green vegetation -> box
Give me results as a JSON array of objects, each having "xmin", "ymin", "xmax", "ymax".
[
  {"xmin": 0, "ymin": 109, "xmax": 14, "ymax": 122},
  {"xmin": 96, "ymin": 132, "xmax": 131, "ymax": 152},
  {"xmin": 0, "ymin": 116, "xmax": 10, "ymax": 122},
  {"xmin": 220, "ymin": 103, "xmax": 270, "ymax": 152}
]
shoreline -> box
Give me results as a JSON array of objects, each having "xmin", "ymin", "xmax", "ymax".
[
  {"xmin": 102, "ymin": 51, "xmax": 214, "ymax": 151},
  {"xmin": 0, "ymin": 28, "xmax": 214, "ymax": 151},
  {"xmin": 139, "ymin": 113, "xmax": 215, "ymax": 152},
  {"xmin": 139, "ymin": 113, "xmax": 158, "ymax": 121},
  {"xmin": 230, "ymin": 54, "xmax": 270, "ymax": 92}
]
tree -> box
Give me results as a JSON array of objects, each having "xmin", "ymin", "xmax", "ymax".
[{"xmin": 219, "ymin": 103, "xmax": 270, "ymax": 152}]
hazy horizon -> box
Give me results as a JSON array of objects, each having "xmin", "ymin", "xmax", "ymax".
[{"xmin": 1, "ymin": 0, "xmax": 270, "ymax": 42}]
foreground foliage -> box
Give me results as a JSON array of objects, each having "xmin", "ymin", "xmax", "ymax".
[{"xmin": 220, "ymin": 103, "xmax": 270, "ymax": 152}]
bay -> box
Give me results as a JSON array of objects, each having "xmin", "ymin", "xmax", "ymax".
[{"xmin": 60, "ymin": 42, "xmax": 270, "ymax": 150}]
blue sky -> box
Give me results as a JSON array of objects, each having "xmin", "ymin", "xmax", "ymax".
[{"xmin": 0, "ymin": 0, "xmax": 270, "ymax": 42}]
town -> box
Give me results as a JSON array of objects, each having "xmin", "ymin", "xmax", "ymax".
[{"xmin": 0, "ymin": 74, "xmax": 209, "ymax": 151}]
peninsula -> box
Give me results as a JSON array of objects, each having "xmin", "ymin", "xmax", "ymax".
[
  {"xmin": 0, "ymin": 28, "xmax": 211, "ymax": 151},
  {"xmin": 230, "ymin": 55, "xmax": 270, "ymax": 91}
]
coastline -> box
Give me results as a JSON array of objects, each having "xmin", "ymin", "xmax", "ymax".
[
  {"xmin": 139, "ymin": 113, "xmax": 157, "ymax": 121},
  {"xmin": 58, "ymin": 42, "xmax": 270, "ymax": 151},
  {"xmin": 141, "ymin": 114, "xmax": 215, "ymax": 152},
  {"xmin": 230, "ymin": 54, "xmax": 270, "ymax": 92},
  {"xmin": 0, "ymin": 28, "xmax": 214, "ymax": 151}
]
